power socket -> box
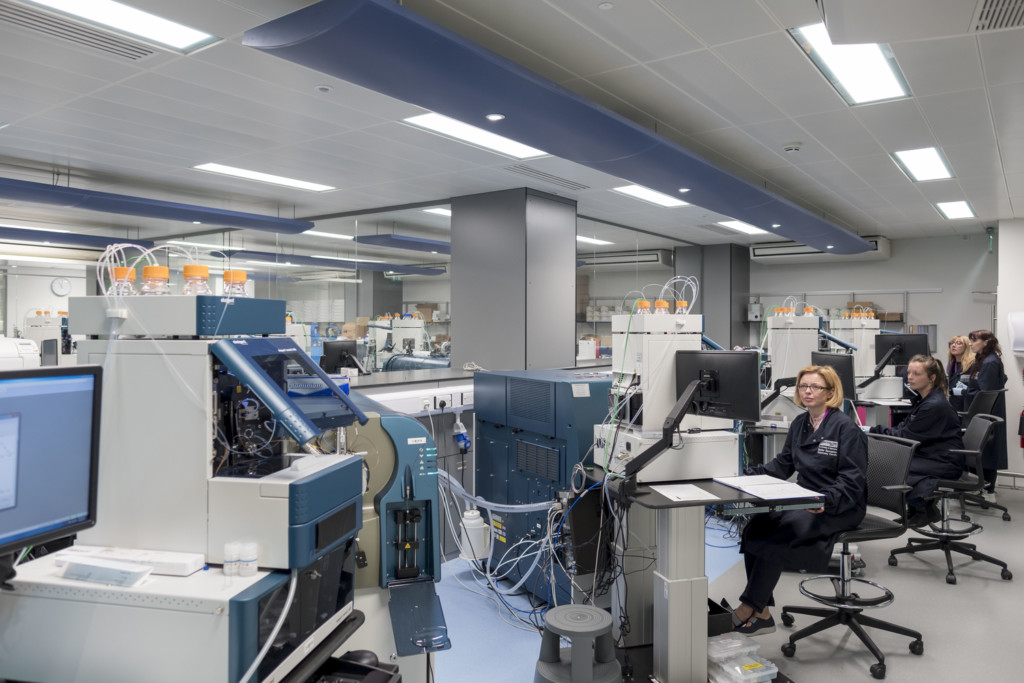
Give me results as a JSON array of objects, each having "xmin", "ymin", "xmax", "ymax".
[{"xmin": 421, "ymin": 398, "xmax": 432, "ymax": 411}]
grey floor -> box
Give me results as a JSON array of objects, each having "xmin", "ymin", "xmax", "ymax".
[
  {"xmin": 435, "ymin": 484, "xmax": 1024, "ymax": 681},
  {"xmin": 711, "ymin": 482, "xmax": 1024, "ymax": 681}
]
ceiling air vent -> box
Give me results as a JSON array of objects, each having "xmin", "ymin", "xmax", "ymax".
[
  {"xmin": 750, "ymin": 236, "xmax": 890, "ymax": 264},
  {"xmin": 504, "ymin": 165, "xmax": 590, "ymax": 192},
  {"xmin": 971, "ymin": 0, "xmax": 1024, "ymax": 32},
  {"xmin": 577, "ymin": 249, "xmax": 672, "ymax": 268},
  {"xmin": 0, "ymin": 0, "xmax": 156, "ymax": 61}
]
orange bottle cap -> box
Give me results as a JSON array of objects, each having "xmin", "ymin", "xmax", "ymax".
[
  {"xmin": 113, "ymin": 266, "xmax": 136, "ymax": 280},
  {"xmin": 142, "ymin": 265, "xmax": 169, "ymax": 279},
  {"xmin": 182, "ymin": 264, "xmax": 209, "ymax": 278}
]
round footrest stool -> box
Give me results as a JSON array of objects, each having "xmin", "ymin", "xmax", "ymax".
[
  {"xmin": 535, "ymin": 605, "xmax": 621, "ymax": 683},
  {"xmin": 797, "ymin": 575, "xmax": 895, "ymax": 611},
  {"xmin": 913, "ymin": 519, "xmax": 982, "ymax": 541}
]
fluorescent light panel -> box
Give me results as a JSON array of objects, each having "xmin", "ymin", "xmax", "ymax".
[
  {"xmin": 423, "ymin": 208, "xmax": 452, "ymax": 217},
  {"xmin": 612, "ymin": 185, "xmax": 689, "ymax": 207},
  {"xmin": 246, "ymin": 260, "xmax": 301, "ymax": 268},
  {"xmin": 577, "ymin": 235, "xmax": 613, "ymax": 246},
  {"xmin": 0, "ymin": 254, "xmax": 91, "ymax": 265},
  {"xmin": 936, "ymin": 201, "xmax": 975, "ymax": 219},
  {"xmin": 790, "ymin": 23, "xmax": 909, "ymax": 105},
  {"xmin": 26, "ymin": 0, "xmax": 217, "ymax": 52},
  {"xmin": 311, "ymin": 255, "xmax": 385, "ymax": 263},
  {"xmin": 166, "ymin": 240, "xmax": 228, "ymax": 249},
  {"xmin": 305, "ymin": 230, "xmax": 354, "ymax": 240},
  {"xmin": 403, "ymin": 113, "xmax": 547, "ymax": 159},
  {"xmin": 718, "ymin": 220, "xmax": 768, "ymax": 235},
  {"xmin": 194, "ymin": 163, "xmax": 335, "ymax": 192},
  {"xmin": 892, "ymin": 147, "xmax": 953, "ymax": 181},
  {"xmin": 0, "ymin": 222, "xmax": 69, "ymax": 233}
]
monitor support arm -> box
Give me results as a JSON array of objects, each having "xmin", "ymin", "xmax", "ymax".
[
  {"xmin": 760, "ymin": 377, "xmax": 797, "ymax": 410},
  {"xmin": 857, "ymin": 344, "xmax": 900, "ymax": 389},
  {"xmin": 622, "ymin": 379, "xmax": 703, "ymax": 490}
]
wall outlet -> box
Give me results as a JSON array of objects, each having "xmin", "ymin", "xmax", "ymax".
[{"xmin": 422, "ymin": 398, "xmax": 432, "ymax": 411}]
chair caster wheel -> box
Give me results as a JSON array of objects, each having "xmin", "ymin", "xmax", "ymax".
[
  {"xmin": 781, "ymin": 643, "xmax": 795, "ymax": 658},
  {"xmin": 870, "ymin": 663, "xmax": 886, "ymax": 679},
  {"xmin": 888, "ymin": 556, "xmax": 897, "ymax": 567},
  {"xmin": 781, "ymin": 613, "xmax": 794, "ymax": 627},
  {"xmin": 910, "ymin": 639, "xmax": 924, "ymax": 655},
  {"xmin": 1001, "ymin": 568, "xmax": 1012, "ymax": 580},
  {"xmin": 1003, "ymin": 512, "xmax": 1011, "ymax": 521},
  {"xmin": 946, "ymin": 573, "xmax": 957, "ymax": 585}
]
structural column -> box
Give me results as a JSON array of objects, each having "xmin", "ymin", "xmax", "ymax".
[
  {"xmin": 451, "ymin": 188, "xmax": 576, "ymax": 370},
  {"xmin": 674, "ymin": 244, "xmax": 750, "ymax": 349}
]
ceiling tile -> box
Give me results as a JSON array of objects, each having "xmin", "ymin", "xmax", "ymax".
[
  {"xmin": 892, "ymin": 35, "xmax": 982, "ymax": 97},
  {"xmin": 918, "ymin": 89, "xmax": 996, "ymax": 148},
  {"xmin": 851, "ymin": 98, "xmax": 934, "ymax": 150},
  {"xmin": 793, "ymin": 109, "xmax": 881, "ymax": 159},
  {"xmin": 658, "ymin": 0, "xmax": 778, "ymax": 46},
  {"xmin": 989, "ymin": 82, "xmax": 1024, "ymax": 141},
  {"xmin": 979, "ymin": 28, "xmax": 1024, "ymax": 86}
]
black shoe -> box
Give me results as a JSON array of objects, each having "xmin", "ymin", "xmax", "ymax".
[
  {"xmin": 905, "ymin": 510, "xmax": 930, "ymax": 528},
  {"xmin": 926, "ymin": 503, "xmax": 943, "ymax": 524}
]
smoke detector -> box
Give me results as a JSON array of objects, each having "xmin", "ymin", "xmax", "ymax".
[{"xmin": 783, "ymin": 141, "xmax": 803, "ymax": 153}]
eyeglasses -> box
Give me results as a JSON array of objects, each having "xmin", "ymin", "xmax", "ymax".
[{"xmin": 797, "ymin": 384, "xmax": 828, "ymax": 393}]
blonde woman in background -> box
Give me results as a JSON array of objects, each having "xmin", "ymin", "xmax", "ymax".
[{"xmin": 946, "ymin": 335, "xmax": 974, "ymax": 412}]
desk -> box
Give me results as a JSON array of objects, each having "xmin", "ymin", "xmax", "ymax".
[
  {"xmin": 857, "ymin": 399, "xmax": 912, "ymax": 428},
  {"xmin": 621, "ymin": 478, "xmax": 821, "ymax": 683}
]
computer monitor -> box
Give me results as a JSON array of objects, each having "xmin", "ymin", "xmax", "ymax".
[
  {"xmin": 811, "ymin": 351, "xmax": 856, "ymax": 403},
  {"xmin": 0, "ymin": 366, "xmax": 102, "ymax": 560},
  {"xmin": 674, "ymin": 349, "xmax": 761, "ymax": 423},
  {"xmin": 874, "ymin": 333, "xmax": 929, "ymax": 367},
  {"xmin": 40, "ymin": 339, "xmax": 59, "ymax": 367},
  {"xmin": 319, "ymin": 339, "xmax": 366, "ymax": 375}
]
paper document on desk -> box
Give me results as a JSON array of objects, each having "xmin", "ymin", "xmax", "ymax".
[
  {"xmin": 713, "ymin": 475, "xmax": 823, "ymax": 501},
  {"xmin": 649, "ymin": 483, "xmax": 720, "ymax": 503}
]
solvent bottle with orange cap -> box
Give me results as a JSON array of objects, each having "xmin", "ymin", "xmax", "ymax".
[
  {"xmin": 223, "ymin": 270, "xmax": 249, "ymax": 298},
  {"xmin": 181, "ymin": 264, "xmax": 213, "ymax": 295},
  {"xmin": 139, "ymin": 265, "xmax": 170, "ymax": 295},
  {"xmin": 111, "ymin": 267, "xmax": 137, "ymax": 296}
]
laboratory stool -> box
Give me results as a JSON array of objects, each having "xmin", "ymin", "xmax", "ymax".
[{"xmin": 534, "ymin": 605, "xmax": 621, "ymax": 683}]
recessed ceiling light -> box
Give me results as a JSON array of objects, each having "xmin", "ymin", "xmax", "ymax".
[
  {"xmin": 678, "ymin": 188, "xmax": 690, "ymax": 193},
  {"xmin": 717, "ymin": 220, "xmax": 768, "ymax": 235},
  {"xmin": 403, "ymin": 112, "xmax": 547, "ymax": 159},
  {"xmin": 423, "ymin": 207, "xmax": 452, "ymax": 217},
  {"xmin": 577, "ymin": 235, "xmax": 614, "ymax": 246},
  {"xmin": 789, "ymin": 23, "xmax": 910, "ymax": 105},
  {"xmin": 311, "ymin": 255, "xmax": 386, "ymax": 263},
  {"xmin": 305, "ymin": 230, "xmax": 355, "ymax": 240},
  {"xmin": 314, "ymin": 84, "xmax": 333, "ymax": 94},
  {"xmin": 612, "ymin": 185, "xmax": 689, "ymax": 207},
  {"xmin": 771, "ymin": 224, "xmax": 781, "ymax": 228},
  {"xmin": 936, "ymin": 201, "xmax": 975, "ymax": 219},
  {"xmin": 826, "ymin": 245, "xmax": 834, "ymax": 249},
  {"xmin": 192, "ymin": 221, "xmax": 201, "ymax": 224},
  {"xmin": 25, "ymin": 0, "xmax": 218, "ymax": 52},
  {"xmin": 892, "ymin": 147, "xmax": 953, "ymax": 182},
  {"xmin": 194, "ymin": 163, "xmax": 335, "ymax": 192},
  {"xmin": 485, "ymin": 113, "xmax": 505, "ymax": 122},
  {"xmin": 599, "ymin": 2, "xmax": 614, "ymax": 9}
]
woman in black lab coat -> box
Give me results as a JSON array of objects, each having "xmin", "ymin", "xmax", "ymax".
[
  {"xmin": 962, "ymin": 329, "xmax": 1008, "ymax": 495},
  {"xmin": 729, "ymin": 365, "xmax": 868, "ymax": 635},
  {"xmin": 870, "ymin": 354, "xmax": 963, "ymax": 526}
]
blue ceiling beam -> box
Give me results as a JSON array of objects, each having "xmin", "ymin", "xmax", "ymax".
[
  {"xmin": 228, "ymin": 249, "xmax": 446, "ymax": 276},
  {"xmin": 352, "ymin": 234, "xmax": 451, "ymax": 255},
  {"xmin": 0, "ymin": 176, "xmax": 314, "ymax": 234},
  {"xmin": 243, "ymin": 0, "xmax": 873, "ymax": 254},
  {"xmin": 0, "ymin": 226, "xmax": 153, "ymax": 250}
]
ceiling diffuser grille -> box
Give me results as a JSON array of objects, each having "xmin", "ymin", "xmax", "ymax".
[
  {"xmin": 504, "ymin": 165, "xmax": 590, "ymax": 192},
  {"xmin": 971, "ymin": 0, "xmax": 1024, "ymax": 31},
  {"xmin": 0, "ymin": 0, "xmax": 156, "ymax": 61}
]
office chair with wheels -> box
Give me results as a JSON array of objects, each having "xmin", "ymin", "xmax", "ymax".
[
  {"xmin": 888, "ymin": 414, "xmax": 1013, "ymax": 584},
  {"xmin": 780, "ymin": 434, "xmax": 923, "ymax": 680},
  {"xmin": 956, "ymin": 388, "xmax": 1005, "ymax": 422}
]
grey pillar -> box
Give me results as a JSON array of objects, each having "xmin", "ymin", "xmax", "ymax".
[
  {"xmin": 451, "ymin": 188, "xmax": 576, "ymax": 370},
  {"xmin": 356, "ymin": 270, "xmax": 402, "ymax": 318},
  {"xmin": 674, "ymin": 244, "xmax": 749, "ymax": 349}
]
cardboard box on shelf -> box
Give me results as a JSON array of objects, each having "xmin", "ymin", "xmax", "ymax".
[
  {"xmin": 846, "ymin": 301, "xmax": 877, "ymax": 311},
  {"xmin": 415, "ymin": 303, "xmax": 439, "ymax": 322},
  {"xmin": 877, "ymin": 312, "xmax": 903, "ymax": 322},
  {"xmin": 340, "ymin": 323, "xmax": 358, "ymax": 339}
]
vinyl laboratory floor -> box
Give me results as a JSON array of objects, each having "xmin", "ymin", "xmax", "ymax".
[{"xmin": 433, "ymin": 484, "xmax": 1024, "ymax": 682}]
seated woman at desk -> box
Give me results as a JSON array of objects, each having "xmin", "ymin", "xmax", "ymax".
[
  {"xmin": 730, "ymin": 365, "xmax": 868, "ymax": 635},
  {"xmin": 869, "ymin": 355, "xmax": 963, "ymax": 526}
]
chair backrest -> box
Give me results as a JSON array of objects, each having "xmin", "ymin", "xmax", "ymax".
[
  {"xmin": 963, "ymin": 389, "xmax": 1004, "ymax": 419},
  {"xmin": 866, "ymin": 434, "xmax": 918, "ymax": 516},
  {"xmin": 961, "ymin": 413, "xmax": 1004, "ymax": 455}
]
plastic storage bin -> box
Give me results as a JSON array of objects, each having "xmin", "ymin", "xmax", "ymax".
[
  {"xmin": 707, "ymin": 632, "xmax": 760, "ymax": 663},
  {"xmin": 708, "ymin": 654, "xmax": 778, "ymax": 683}
]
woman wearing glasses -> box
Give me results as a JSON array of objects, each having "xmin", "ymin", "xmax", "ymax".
[
  {"xmin": 729, "ymin": 365, "xmax": 867, "ymax": 635},
  {"xmin": 946, "ymin": 335, "xmax": 974, "ymax": 411},
  {"xmin": 962, "ymin": 329, "xmax": 1008, "ymax": 498},
  {"xmin": 869, "ymin": 355, "xmax": 963, "ymax": 526}
]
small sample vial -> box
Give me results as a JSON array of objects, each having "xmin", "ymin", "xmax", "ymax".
[
  {"xmin": 181, "ymin": 264, "xmax": 213, "ymax": 295},
  {"xmin": 111, "ymin": 267, "xmax": 137, "ymax": 296},
  {"xmin": 222, "ymin": 270, "xmax": 249, "ymax": 297},
  {"xmin": 238, "ymin": 542, "xmax": 258, "ymax": 577},
  {"xmin": 139, "ymin": 265, "xmax": 171, "ymax": 295}
]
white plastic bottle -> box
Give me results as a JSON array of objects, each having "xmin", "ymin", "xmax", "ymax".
[
  {"xmin": 238, "ymin": 542, "xmax": 258, "ymax": 576},
  {"xmin": 111, "ymin": 267, "xmax": 137, "ymax": 296},
  {"xmin": 139, "ymin": 265, "xmax": 170, "ymax": 295},
  {"xmin": 181, "ymin": 264, "xmax": 213, "ymax": 295},
  {"xmin": 223, "ymin": 542, "xmax": 240, "ymax": 576},
  {"xmin": 222, "ymin": 270, "xmax": 249, "ymax": 297}
]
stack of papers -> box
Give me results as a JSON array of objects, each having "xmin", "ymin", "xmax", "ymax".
[{"xmin": 713, "ymin": 475, "xmax": 822, "ymax": 501}]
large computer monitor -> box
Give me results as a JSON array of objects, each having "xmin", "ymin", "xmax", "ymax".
[
  {"xmin": 0, "ymin": 366, "xmax": 102, "ymax": 563},
  {"xmin": 811, "ymin": 351, "xmax": 856, "ymax": 403},
  {"xmin": 874, "ymin": 333, "xmax": 930, "ymax": 367},
  {"xmin": 674, "ymin": 349, "xmax": 761, "ymax": 423},
  {"xmin": 319, "ymin": 339, "xmax": 367, "ymax": 375}
]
